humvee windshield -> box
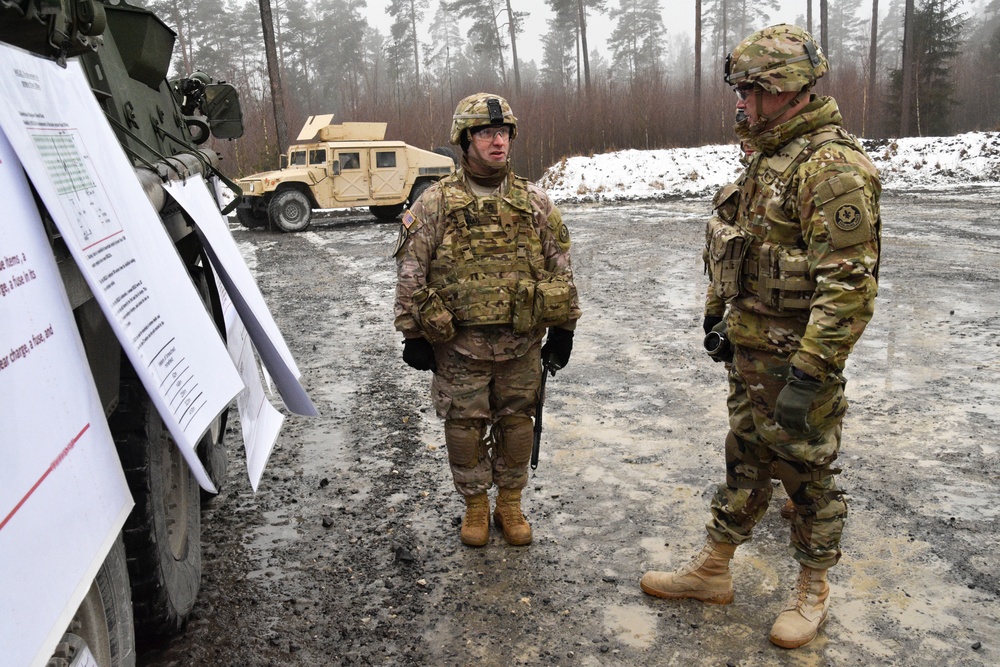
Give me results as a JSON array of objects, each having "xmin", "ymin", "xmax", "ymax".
[
  {"xmin": 290, "ymin": 151, "xmax": 307, "ymax": 166},
  {"xmin": 309, "ymin": 149, "xmax": 327, "ymax": 165}
]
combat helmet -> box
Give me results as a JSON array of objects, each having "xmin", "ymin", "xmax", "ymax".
[
  {"xmin": 450, "ymin": 93, "xmax": 518, "ymax": 146},
  {"xmin": 724, "ymin": 24, "xmax": 828, "ymax": 94}
]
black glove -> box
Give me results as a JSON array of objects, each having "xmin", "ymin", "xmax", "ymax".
[
  {"xmin": 773, "ymin": 369, "xmax": 823, "ymax": 434},
  {"xmin": 402, "ymin": 337, "xmax": 437, "ymax": 372},
  {"xmin": 541, "ymin": 327, "xmax": 574, "ymax": 370},
  {"xmin": 703, "ymin": 319, "xmax": 733, "ymax": 364},
  {"xmin": 703, "ymin": 314, "xmax": 724, "ymax": 335}
]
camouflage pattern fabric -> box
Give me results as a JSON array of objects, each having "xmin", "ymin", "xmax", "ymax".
[
  {"xmin": 707, "ymin": 346, "xmax": 847, "ymax": 570},
  {"xmin": 701, "ymin": 94, "xmax": 878, "ymax": 571},
  {"xmin": 435, "ymin": 343, "xmax": 540, "ymax": 495},
  {"xmin": 394, "ymin": 170, "xmax": 580, "ymax": 361},
  {"xmin": 394, "ymin": 169, "xmax": 579, "ymax": 495},
  {"xmin": 725, "ymin": 24, "xmax": 828, "ymax": 94},
  {"xmin": 449, "ymin": 92, "xmax": 518, "ymax": 145},
  {"xmin": 727, "ymin": 95, "xmax": 881, "ymax": 384}
]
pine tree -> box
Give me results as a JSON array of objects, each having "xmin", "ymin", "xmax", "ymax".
[{"xmin": 887, "ymin": 0, "xmax": 966, "ymax": 135}]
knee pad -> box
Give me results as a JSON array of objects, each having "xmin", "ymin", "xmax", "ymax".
[
  {"xmin": 445, "ymin": 419, "xmax": 487, "ymax": 468},
  {"xmin": 725, "ymin": 431, "xmax": 772, "ymax": 489},
  {"xmin": 492, "ymin": 415, "xmax": 533, "ymax": 466}
]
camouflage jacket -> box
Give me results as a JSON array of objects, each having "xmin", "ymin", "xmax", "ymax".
[
  {"xmin": 394, "ymin": 170, "xmax": 580, "ymax": 361},
  {"xmin": 722, "ymin": 96, "xmax": 881, "ymax": 382}
]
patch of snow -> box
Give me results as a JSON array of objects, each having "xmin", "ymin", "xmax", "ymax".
[{"xmin": 538, "ymin": 131, "xmax": 1000, "ymax": 203}]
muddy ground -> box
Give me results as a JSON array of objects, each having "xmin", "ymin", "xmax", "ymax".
[{"xmin": 139, "ymin": 191, "xmax": 999, "ymax": 666}]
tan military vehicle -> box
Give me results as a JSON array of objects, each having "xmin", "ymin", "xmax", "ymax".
[{"xmin": 235, "ymin": 115, "xmax": 456, "ymax": 232}]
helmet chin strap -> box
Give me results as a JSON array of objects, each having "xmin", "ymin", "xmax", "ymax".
[{"xmin": 749, "ymin": 86, "xmax": 809, "ymax": 134}]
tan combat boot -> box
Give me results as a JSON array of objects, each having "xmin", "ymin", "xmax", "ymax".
[
  {"xmin": 780, "ymin": 498, "xmax": 796, "ymax": 521},
  {"xmin": 640, "ymin": 539, "xmax": 737, "ymax": 604},
  {"xmin": 769, "ymin": 565, "xmax": 830, "ymax": 648},
  {"xmin": 460, "ymin": 494, "xmax": 490, "ymax": 547},
  {"xmin": 493, "ymin": 487, "xmax": 532, "ymax": 545}
]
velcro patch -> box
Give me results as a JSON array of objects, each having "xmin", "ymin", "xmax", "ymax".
[
  {"xmin": 815, "ymin": 172, "xmax": 874, "ymax": 249},
  {"xmin": 401, "ymin": 208, "xmax": 417, "ymax": 229}
]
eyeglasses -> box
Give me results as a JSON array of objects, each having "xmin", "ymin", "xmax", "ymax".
[
  {"xmin": 472, "ymin": 126, "xmax": 511, "ymax": 141},
  {"xmin": 734, "ymin": 85, "xmax": 756, "ymax": 101}
]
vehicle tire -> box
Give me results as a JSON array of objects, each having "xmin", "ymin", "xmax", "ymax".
[
  {"xmin": 408, "ymin": 180, "xmax": 432, "ymax": 207},
  {"xmin": 235, "ymin": 205, "xmax": 267, "ymax": 229},
  {"xmin": 109, "ymin": 365, "xmax": 201, "ymax": 641},
  {"xmin": 370, "ymin": 203, "xmax": 405, "ymax": 221},
  {"xmin": 50, "ymin": 535, "xmax": 136, "ymax": 667},
  {"xmin": 433, "ymin": 145, "xmax": 458, "ymax": 166},
  {"xmin": 268, "ymin": 189, "xmax": 313, "ymax": 232}
]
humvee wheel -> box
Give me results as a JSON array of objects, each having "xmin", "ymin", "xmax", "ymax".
[
  {"xmin": 235, "ymin": 205, "xmax": 267, "ymax": 229},
  {"xmin": 370, "ymin": 203, "xmax": 405, "ymax": 221},
  {"xmin": 268, "ymin": 189, "xmax": 313, "ymax": 232}
]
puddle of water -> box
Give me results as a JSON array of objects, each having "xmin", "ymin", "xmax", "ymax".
[{"xmin": 603, "ymin": 604, "xmax": 658, "ymax": 648}]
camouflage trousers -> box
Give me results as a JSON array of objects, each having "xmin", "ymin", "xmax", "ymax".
[
  {"xmin": 431, "ymin": 342, "xmax": 541, "ymax": 496},
  {"xmin": 707, "ymin": 345, "xmax": 850, "ymax": 570}
]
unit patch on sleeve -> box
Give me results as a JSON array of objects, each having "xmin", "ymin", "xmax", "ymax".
[{"xmin": 401, "ymin": 208, "xmax": 417, "ymax": 229}]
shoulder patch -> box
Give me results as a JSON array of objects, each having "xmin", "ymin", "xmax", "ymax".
[
  {"xmin": 401, "ymin": 208, "xmax": 418, "ymax": 230},
  {"xmin": 547, "ymin": 208, "xmax": 571, "ymax": 249},
  {"xmin": 814, "ymin": 171, "xmax": 874, "ymax": 249}
]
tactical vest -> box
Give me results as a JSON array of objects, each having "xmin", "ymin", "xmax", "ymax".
[
  {"xmin": 706, "ymin": 126, "xmax": 859, "ymax": 314},
  {"xmin": 413, "ymin": 174, "xmax": 572, "ymax": 340}
]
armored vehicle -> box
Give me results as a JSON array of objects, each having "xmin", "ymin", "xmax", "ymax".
[
  {"xmin": 1, "ymin": 0, "xmax": 243, "ymax": 664},
  {"xmin": 235, "ymin": 114, "xmax": 456, "ymax": 232}
]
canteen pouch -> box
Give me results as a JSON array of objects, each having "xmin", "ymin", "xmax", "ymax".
[
  {"xmin": 411, "ymin": 286, "xmax": 457, "ymax": 344},
  {"xmin": 707, "ymin": 216, "xmax": 748, "ymax": 300},
  {"xmin": 532, "ymin": 277, "xmax": 574, "ymax": 328},
  {"xmin": 757, "ymin": 242, "xmax": 814, "ymax": 311},
  {"xmin": 513, "ymin": 280, "xmax": 536, "ymax": 333}
]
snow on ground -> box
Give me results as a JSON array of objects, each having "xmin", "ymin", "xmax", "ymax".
[{"xmin": 538, "ymin": 131, "xmax": 1000, "ymax": 203}]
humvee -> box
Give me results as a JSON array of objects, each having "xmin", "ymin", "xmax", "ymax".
[{"xmin": 235, "ymin": 115, "xmax": 456, "ymax": 232}]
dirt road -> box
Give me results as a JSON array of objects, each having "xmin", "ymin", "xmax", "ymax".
[{"xmin": 139, "ymin": 191, "xmax": 999, "ymax": 666}]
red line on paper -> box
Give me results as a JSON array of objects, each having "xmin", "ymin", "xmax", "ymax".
[{"xmin": 0, "ymin": 423, "xmax": 90, "ymax": 532}]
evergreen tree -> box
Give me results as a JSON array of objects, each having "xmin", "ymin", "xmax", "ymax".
[
  {"xmin": 887, "ymin": 0, "xmax": 966, "ymax": 135},
  {"xmin": 607, "ymin": 0, "xmax": 667, "ymax": 85}
]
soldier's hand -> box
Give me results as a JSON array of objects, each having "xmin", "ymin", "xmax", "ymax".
[
  {"xmin": 403, "ymin": 337, "xmax": 437, "ymax": 372},
  {"xmin": 541, "ymin": 327, "xmax": 574, "ymax": 370},
  {"xmin": 774, "ymin": 369, "xmax": 823, "ymax": 434},
  {"xmin": 703, "ymin": 314, "xmax": 724, "ymax": 335}
]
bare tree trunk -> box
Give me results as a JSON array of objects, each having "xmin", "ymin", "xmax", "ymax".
[
  {"xmin": 410, "ymin": 0, "xmax": 421, "ymax": 85},
  {"xmin": 865, "ymin": 0, "xmax": 879, "ymax": 136},
  {"xmin": 258, "ymin": 0, "xmax": 288, "ymax": 152},
  {"xmin": 807, "ymin": 0, "xmax": 813, "ymax": 35},
  {"xmin": 695, "ymin": 0, "xmax": 702, "ymax": 142},
  {"xmin": 506, "ymin": 0, "xmax": 521, "ymax": 94},
  {"xmin": 820, "ymin": 0, "xmax": 828, "ymax": 57},
  {"xmin": 900, "ymin": 0, "xmax": 915, "ymax": 136},
  {"xmin": 578, "ymin": 0, "xmax": 592, "ymax": 95}
]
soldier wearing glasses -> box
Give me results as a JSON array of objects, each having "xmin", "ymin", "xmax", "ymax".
[
  {"xmin": 393, "ymin": 93, "xmax": 580, "ymax": 548},
  {"xmin": 641, "ymin": 25, "xmax": 881, "ymax": 649}
]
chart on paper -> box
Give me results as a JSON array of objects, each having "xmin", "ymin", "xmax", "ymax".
[{"xmin": 30, "ymin": 129, "xmax": 120, "ymax": 248}]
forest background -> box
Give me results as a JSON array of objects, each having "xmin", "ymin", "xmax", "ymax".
[{"xmin": 142, "ymin": 0, "xmax": 1000, "ymax": 181}]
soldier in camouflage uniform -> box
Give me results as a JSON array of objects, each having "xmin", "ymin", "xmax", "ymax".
[
  {"xmin": 640, "ymin": 25, "xmax": 881, "ymax": 649},
  {"xmin": 393, "ymin": 93, "xmax": 580, "ymax": 548}
]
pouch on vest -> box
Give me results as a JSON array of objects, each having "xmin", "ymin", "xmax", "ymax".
[
  {"xmin": 412, "ymin": 286, "xmax": 457, "ymax": 344},
  {"xmin": 532, "ymin": 277, "xmax": 574, "ymax": 328},
  {"xmin": 706, "ymin": 215, "xmax": 748, "ymax": 300},
  {"xmin": 757, "ymin": 243, "xmax": 814, "ymax": 311},
  {"xmin": 513, "ymin": 280, "xmax": 536, "ymax": 333},
  {"xmin": 443, "ymin": 279, "xmax": 514, "ymax": 327}
]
